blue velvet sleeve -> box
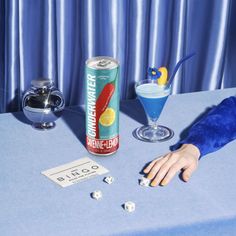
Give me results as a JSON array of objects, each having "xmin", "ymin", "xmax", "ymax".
[{"xmin": 171, "ymin": 96, "xmax": 236, "ymax": 158}]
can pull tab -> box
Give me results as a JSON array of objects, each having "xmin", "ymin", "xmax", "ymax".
[{"xmin": 97, "ymin": 59, "xmax": 111, "ymax": 67}]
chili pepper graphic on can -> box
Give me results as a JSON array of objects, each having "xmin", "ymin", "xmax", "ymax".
[{"xmin": 85, "ymin": 57, "xmax": 119, "ymax": 155}]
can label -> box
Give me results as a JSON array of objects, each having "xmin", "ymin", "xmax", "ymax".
[{"xmin": 85, "ymin": 57, "xmax": 119, "ymax": 155}]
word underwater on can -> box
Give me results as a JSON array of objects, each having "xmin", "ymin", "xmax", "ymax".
[{"xmin": 85, "ymin": 56, "xmax": 119, "ymax": 156}]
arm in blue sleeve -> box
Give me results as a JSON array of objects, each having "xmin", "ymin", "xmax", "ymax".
[{"xmin": 171, "ymin": 96, "xmax": 236, "ymax": 158}]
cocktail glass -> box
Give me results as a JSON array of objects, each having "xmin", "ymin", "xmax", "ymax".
[{"xmin": 134, "ymin": 79, "xmax": 174, "ymax": 142}]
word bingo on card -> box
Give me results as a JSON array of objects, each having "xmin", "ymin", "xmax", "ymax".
[{"xmin": 41, "ymin": 157, "xmax": 109, "ymax": 187}]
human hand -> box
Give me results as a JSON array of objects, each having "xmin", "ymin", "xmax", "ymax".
[{"xmin": 143, "ymin": 144, "xmax": 201, "ymax": 187}]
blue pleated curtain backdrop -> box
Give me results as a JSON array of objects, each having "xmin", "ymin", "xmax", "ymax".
[{"xmin": 0, "ymin": 0, "xmax": 235, "ymax": 113}]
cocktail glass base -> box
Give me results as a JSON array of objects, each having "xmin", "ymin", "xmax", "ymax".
[
  {"xmin": 133, "ymin": 125, "xmax": 174, "ymax": 142},
  {"xmin": 32, "ymin": 122, "xmax": 56, "ymax": 130}
]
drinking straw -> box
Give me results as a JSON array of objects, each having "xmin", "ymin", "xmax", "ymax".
[{"xmin": 166, "ymin": 52, "xmax": 196, "ymax": 87}]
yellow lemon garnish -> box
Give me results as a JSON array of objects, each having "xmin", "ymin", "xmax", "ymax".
[
  {"xmin": 157, "ymin": 67, "xmax": 168, "ymax": 85},
  {"xmin": 99, "ymin": 108, "xmax": 116, "ymax": 127}
]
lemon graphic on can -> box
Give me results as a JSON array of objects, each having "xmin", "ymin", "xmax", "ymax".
[{"xmin": 99, "ymin": 107, "xmax": 116, "ymax": 127}]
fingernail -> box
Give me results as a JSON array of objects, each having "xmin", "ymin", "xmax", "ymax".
[
  {"xmin": 147, "ymin": 175, "xmax": 152, "ymax": 180},
  {"xmin": 184, "ymin": 175, "xmax": 190, "ymax": 182},
  {"xmin": 150, "ymin": 182, "xmax": 156, "ymax": 187},
  {"xmin": 160, "ymin": 180, "xmax": 167, "ymax": 186}
]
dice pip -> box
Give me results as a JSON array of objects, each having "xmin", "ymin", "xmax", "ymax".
[
  {"xmin": 91, "ymin": 190, "xmax": 102, "ymax": 200},
  {"xmin": 139, "ymin": 177, "xmax": 151, "ymax": 187},
  {"xmin": 103, "ymin": 176, "xmax": 114, "ymax": 184},
  {"xmin": 124, "ymin": 201, "xmax": 135, "ymax": 212}
]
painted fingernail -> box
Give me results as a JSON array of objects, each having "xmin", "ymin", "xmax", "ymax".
[
  {"xmin": 184, "ymin": 175, "xmax": 190, "ymax": 181},
  {"xmin": 147, "ymin": 174, "xmax": 152, "ymax": 180},
  {"xmin": 160, "ymin": 180, "xmax": 167, "ymax": 186},
  {"xmin": 150, "ymin": 181, "xmax": 156, "ymax": 187}
]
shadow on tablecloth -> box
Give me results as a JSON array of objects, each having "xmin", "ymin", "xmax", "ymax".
[
  {"xmin": 11, "ymin": 112, "xmax": 32, "ymax": 125},
  {"xmin": 120, "ymin": 99, "xmax": 147, "ymax": 125},
  {"xmin": 62, "ymin": 106, "xmax": 86, "ymax": 147}
]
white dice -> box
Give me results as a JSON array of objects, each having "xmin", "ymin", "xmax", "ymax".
[
  {"xmin": 139, "ymin": 177, "xmax": 151, "ymax": 187},
  {"xmin": 124, "ymin": 201, "xmax": 135, "ymax": 212},
  {"xmin": 103, "ymin": 176, "xmax": 114, "ymax": 184},
  {"xmin": 91, "ymin": 190, "xmax": 102, "ymax": 200}
]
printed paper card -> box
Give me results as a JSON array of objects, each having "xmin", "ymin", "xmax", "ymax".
[{"xmin": 42, "ymin": 157, "xmax": 109, "ymax": 187}]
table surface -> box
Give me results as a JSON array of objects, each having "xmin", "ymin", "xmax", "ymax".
[{"xmin": 1, "ymin": 88, "xmax": 236, "ymax": 236}]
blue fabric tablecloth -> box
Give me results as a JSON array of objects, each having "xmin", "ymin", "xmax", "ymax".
[{"xmin": 1, "ymin": 88, "xmax": 236, "ymax": 236}]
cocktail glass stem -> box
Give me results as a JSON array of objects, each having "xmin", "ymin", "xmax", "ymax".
[{"xmin": 148, "ymin": 117, "xmax": 158, "ymax": 129}]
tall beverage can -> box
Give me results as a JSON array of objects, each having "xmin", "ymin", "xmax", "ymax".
[{"xmin": 85, "ymin": 56, "xmax": 119, "ymax": 156}]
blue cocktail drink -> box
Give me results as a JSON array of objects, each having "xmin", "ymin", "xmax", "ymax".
[
  {"xmin": 134, "ymin": 80, "xmax": 173, "ymax": 142},
  {"xmin": 136, "ymin": 83, "xmax": 169, "ymax": 121}
]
